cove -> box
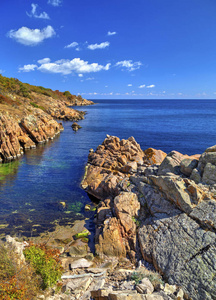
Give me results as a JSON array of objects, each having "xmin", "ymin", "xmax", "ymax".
[{"xmin": 0, "ymin": 99, "xmax": 216, "ymax": 238}]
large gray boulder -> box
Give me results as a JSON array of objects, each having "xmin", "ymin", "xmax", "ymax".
[{"xmin": 138, "ymin": 182, "xmax": 216, "ymax": 300}]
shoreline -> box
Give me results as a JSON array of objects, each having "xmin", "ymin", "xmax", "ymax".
[{"xmin": 81, "ymin": 134, "xmax": 216, "ymax": 300}]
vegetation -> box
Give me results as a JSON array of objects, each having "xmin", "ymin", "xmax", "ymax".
[
  {"xmin": 24, "ymin": 242, "xmax": 63, "ymax": 289},
  {"xmin": 130, "ymin": 270, "xmax": 164, "ymax": 287},
  {"xmin": 0, "ymin": 74, "xmax": 82, "ymax": 106},
  {"xmin": 0, "ymin": 244, "xmax": 40, "ymax": 299},
  {"xmin": 30, "ymin": 102, "xmax": 45, "ymax": 111}
]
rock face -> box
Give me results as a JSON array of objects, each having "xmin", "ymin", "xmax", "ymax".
[
  {"xmin": 82, "ymin": 136, "xmax": 216, "ymax": 300},
  {"xmin": 0, "ymin": 95, "xmax": 91, "ymax": 162},
  {"xmin": 82, "ymin": 135, "xmax": 144, "ymax": 200}
]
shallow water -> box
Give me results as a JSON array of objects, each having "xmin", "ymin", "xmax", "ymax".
[{"xmin": 0, "ymin": 99, "xmax": 215, "ymax": 238}]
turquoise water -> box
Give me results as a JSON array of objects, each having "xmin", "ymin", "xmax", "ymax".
[{"xmin": 0, "ymin": 99, "xmax": 216, "ymax": 237}]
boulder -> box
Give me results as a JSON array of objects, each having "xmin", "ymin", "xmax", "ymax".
[
  {"xmin": 114, "ymin": 192, "xmax": 140, "ymax": 234},
  {"xmin": 72, "ymin": 122, "xmax": 82, "ymax": 131},
  {"xmin": 143, "ymin": 148, "xmax": 167, "ymax": 165},
  {"xmin": 180, "ymin": 158, "xmax": 198, "ymax": 176},
  {"xmin": 157, "ymin": 151, "xmax": 186, "ymax": 175},
  {"xmin": 82, "ymin": 136, "xmax": 144, "ymax": 199},
  {"xmin": 149, "ymin": 175, "xmax": 212, "ymax": 214},
  {"xmin": 95, "ymin": 217, "xmax": 126, "ymax": 258},
  {"xmin": 136, "ymin": 278, "xmax": 154, "ymax": 294}
]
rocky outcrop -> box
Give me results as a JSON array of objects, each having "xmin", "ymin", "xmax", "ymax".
[
  {"xmin": 71, "ymin": 122, "xmax": 82, "ymax": 131},
  {"xmin": 0, "ymin": 113, "xmax": 35, "ymax": 161},
  {"xmin": 82, "ymin": 135, "xmax": 216, "ymax": 300},
  {"xmin": 0, "ymin": 90, "xmax": 93, "ymax": 162}
]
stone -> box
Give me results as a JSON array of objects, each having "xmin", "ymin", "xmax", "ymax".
[
  {"xmin": 95, "ymin": 217, "xmax": 126, "ymax": 257},
  {"xmin": 5, "ymin": 235, "xmax": 27, "ymax": 263},
  {"xmin": 108, "ymin": 291, "xmax": 141, "ymax": 300},
  {"xmin": 163, "ymin": 283, "xmax": 177, "ymax": 294},
  {"xmin": 198, "ymin": 151, "xmax": 216, "ymax": 174},
  {"xmin": 157, "ymin": 151, "xmax": 186, "ymax": 175},
  {"xmin": 176, "ymin": 289, "xmax": 184, "ymax": 299},
  {"xmin": 190, "ymin": 168, "xmax": 201, "ymax": 184},
  {"xmin": 72, "ymin": 122, "xmax": 82, "ymax": 131},
  {"xmin": 65, "ymin": 276, "xmax": 92, "ymax": 292},
  {"xmin": 114, "ymin": 192, "xmax": 140, "ymax": 233},
  {"xmin": 143, "ymin": 148, "xmax": 167, "ymax": 166},
  {"xmin": 136, "ymin": 278, "xmax": 154, "ymax": 294},
  {"xmin": 202, "ymin": 162, "xmax": 216, "ymax": 185},
  {"xmin": 69, "ymin": 258, "xmax": 93, "ymax": 269},
  {"xmin": 69, "ymin": 239, "xmax": 88, "ymax": 257},
  {"xmin": 204, "ymin": 145, "xmax": 216, "ymax": 152},
  {"xmin": 143, "ymin": 295, "xmax": 164, "ymax": 300},
  {"xmin": 81, "ymin": 135, "xmax": 144, "ymax": 199},
  {"xmin": 180, "ymin": 158, "xmax": 198, "ymax": 176}
]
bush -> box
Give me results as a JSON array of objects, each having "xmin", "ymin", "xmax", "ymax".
[
  {"xmin": 24, "ymin": 243, "xmax": 63, "ymax": 289},
  {"xmin": 30, "ymin": 102, "xmax": 45, "ymax": 111},
  {"xmin": 63, "ymin": 91, "xmax": 71, "ymax": 97},
  {"xmin": 0, "ymin": 244, "xmax": 40, "ymax": 299}
]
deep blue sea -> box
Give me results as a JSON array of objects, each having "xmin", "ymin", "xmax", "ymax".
[{"xmin": 0, "ymin": 99, "xmax": 216, "ymax": 238}]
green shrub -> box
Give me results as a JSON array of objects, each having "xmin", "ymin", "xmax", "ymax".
[
  {"xmin": 131, "ymin": 271, "xmax": 144, "ymax": 284},
  {"xmin": 24, "ymin": 243, "xmax": 63, "ymax": 289},
  {"xmin": 63, "ymin": 91, "xmax": 71, "ymax": 97},
  {"xmin": 0, "ymin": 244, "xmax": 40, "ymax": 299},
  {"xmin": 30, "ymin": 102, "xmax": 45, "ymax": 111}
]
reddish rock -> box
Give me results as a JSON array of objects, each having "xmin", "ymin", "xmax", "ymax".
[
  {"xmin": 0, "ymin": 113, "xmax": 35, "ymax": 161},
  {"xmin": 114, "ymin": 192, "xmax": 140, "ymax": 234},
  {"xmin": 143, "ymin": 148, "xmax": 167, "ymax": 165},
  {"xmin": 82, "ymin": 136, "xmax": 144, "ymax": 199},
  {"xmin": 20, "ymin": 110, "xmax": 60, "ymax": 143},
  {"xmin": 95, "ymin": 217, "xmax": 126, "ymax": 258}
]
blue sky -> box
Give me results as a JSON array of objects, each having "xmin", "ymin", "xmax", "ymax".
[{"xmin": 1, "ymin": 0, "xmax": 216, "ymax": 99}]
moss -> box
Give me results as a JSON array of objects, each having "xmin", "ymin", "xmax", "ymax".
[{"xmin": 74, "ymin": 229, "xmax": 89, "ymax": 239}]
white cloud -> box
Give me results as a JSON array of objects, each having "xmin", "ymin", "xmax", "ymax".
[
  {"xmin": 65, "ymin": 42, "xmax": 78, "ymax": 49},
  {"xmin": 48, "ymin": 0, "xmax": 62, "ymax": 6},
  {"xmin": 87, "ymin": 41, "xmax": 110, "ymax": 50},
  {"xmin": 146, "ymin": 85, "xmax": 155, "ymax": 88},
  {"xmin": 8, "ymin": 25, "xmax": 56, "ymax": 46},
  {"xmin": 37, "ymin": 58, "xmax": 111, "ymax": 75},
  {"xmin": 86, "ymin": 77, "xmax": 94, "ymax": 81},
  {"xmin": 78, "ymin": 74, "xmax": 83, "ymax": 77},
  {"xmin": 115, "ymin": 60, "xmax": 142, "ymax": 71},
  {"xmin": 75, "ymin": 47, "xmax": 81, "ymax": 51},
  {"xmin": 38, "ymin": 58, "xmax": 51, "ymax": 64},
  {"xmin": 139, "ymin": 84, "xmax": 146, "ymax": 88},
  {"xmin": 108, "ymin": 31, "xmax": 117, "ymax": 36},
  {"xmin": 27, "ymin": 3, "xmax": 50, "ymax": 20},
  {"xmin": 128, "ymin": 84, "xmax": 132, "ymax": 87},
  {"xmin": 19, "ymin": 64, "xmax": 38, "ymax": 72}
]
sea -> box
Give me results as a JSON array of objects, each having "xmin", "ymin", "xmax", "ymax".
[{"xmin": 0, "ymin": 99, "xmax": 216, "ymax": 238}]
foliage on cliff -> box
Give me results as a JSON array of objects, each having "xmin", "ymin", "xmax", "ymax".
[
  {"xmin": 0, "ymin": 74, "xmax": 85, "ymax": 106},
  {"xmin": 24, "ymin": 242, "xmax": 63, "ymax": 289},
  {"xmin": 0, "ymin": 244, "xmax": 40, "ymax": 299},
  {"xmin": 0, "ymin": 242, "xmax": 63, "ymax": 299}
]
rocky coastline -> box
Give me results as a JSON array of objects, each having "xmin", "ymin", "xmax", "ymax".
[
  {"xmin": 0, "ymin": 76, "xmax": 94, "ymax": 162},
  {"xmin": 79, "ymin": 135, "xmax": 216, "ymax": 300}
]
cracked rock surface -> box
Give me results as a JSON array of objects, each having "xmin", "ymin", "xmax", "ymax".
[{"xmin": 82, "ymin": 135, "xmax": 216, "ymax": 300}]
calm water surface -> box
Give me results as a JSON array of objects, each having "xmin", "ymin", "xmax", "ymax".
[{"xmin": 0, "ymin": 99, "xmax": 216, "ymax": 237}]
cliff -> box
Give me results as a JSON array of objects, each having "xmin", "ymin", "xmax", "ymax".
[
  {"xmin": 82, "ymin": 135, "xmax": 216, "ymax": 300},
  {"xmin": 0, "ymin": 74, "xmax": 94, "ymax": 162}
]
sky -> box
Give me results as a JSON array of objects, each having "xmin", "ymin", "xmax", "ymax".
[{"xmin": 1, "ymin": 0, "xmax": 216, "ymax": 99}]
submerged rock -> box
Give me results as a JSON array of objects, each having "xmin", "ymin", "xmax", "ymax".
[{"xmin": 72, "ymin": 122, "xmax": 82, "ymax": 131}]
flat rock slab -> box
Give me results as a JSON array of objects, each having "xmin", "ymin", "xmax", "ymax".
[{"xmin": 70, "ymin": 258, "xmax": 93, "ymax": 269}]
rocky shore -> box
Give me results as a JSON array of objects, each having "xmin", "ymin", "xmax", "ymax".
[
  {"xmin": 0, "ymin": 75, "xmax": 94, "ymax": 162},
  {"xmin": 3, "ymin": 136, "xmax": 216, "ymax": 300},
  {"xmin": 80, "ymin": 135, "xmax": 216, "ymax": 300}
]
